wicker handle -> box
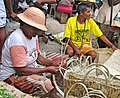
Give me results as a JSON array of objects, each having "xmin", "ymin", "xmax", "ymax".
[
  {"xmin": 110, "ymin": 75, "xmax": 120, "ymax": 82},
  {"xmin": 79, "ymin": 55, "xmax": 92, "ymax": 66},
  {"xmin": 58, "ymin": 66, "xmax": 67, "ymax": 77},
  {"xmin": 65, "ymin": 82, "xmax": 89, "ymax": 98},
  {"xmin": 88, "ymin": 88, "xmax": 107, "ymax": 98},
  {"xmin": 68, "ymin": 58, "xmax": 81, "ymax": 65},
  {"xmin": 85, "ymin": 56, "xmax": 92, "ymax": 65},
  {"xmin": 65, "ymin": 82, "xmax": 107, "ymax": 98},
  {"xmin": 67, "ymin": 57, "xmax": 80, "ymax": 66},
  {"xmin": 67, "ymin": 56, "xmax": 83, "ymax": 70},
  {"xmin": 79, "ymin": 55, "xmax": 85, "ymax": 64},
  {"xmin": 86, "ymin": 63, "xmax": 110, "ymax": 78},
  {"xmin": 52, "ymin": 74, "xmax": 64, "ymax": 97},
  {"xmin": 83, "ymin": 67, "xmax": 108, "ymax": 86}
]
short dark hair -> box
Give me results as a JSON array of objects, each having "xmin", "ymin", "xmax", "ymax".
[
  {"xmin": 19, "ymin": 19, "xmax": 25, "ymax": 26},
  {"xmin": 19, "ymin": 19, "xmax": 32, "ymax": 28},
  {"xmin": 77, "ymin": 3, "xmax": 91, "ymax": 14}
]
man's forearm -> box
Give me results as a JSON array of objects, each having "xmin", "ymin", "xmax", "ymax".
[
  {"xmin": 14, "ymin": 66, "xmax": 49, "ymax": 75},
  {"xmin": 37, "ymin": 53, "xmax": 53, "ymax": 66},
  {"xmin": 99, "ymin": 35, "xmax": 113, "ymax": 47},
  {"xmin": 6, "ymin": 0, "xmax": 14, "ymax": 13}
]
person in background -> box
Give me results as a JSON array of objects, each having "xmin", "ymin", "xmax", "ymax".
[
  {"xmin": 95, "ymin": 0, "xmax": 120, "ymax": 48},
  {"xmin": 0, "ymin": 0, "xmax": 7, "ymax": 64},
  {"xmin": 33, "ymin": 0, "xmax": 57, "ymax": 15},
  {"xmin": 64, "ymin": 3, "xmax": 117, "ymax": 62},
  {"xmin": 57, "ymin": 0, "xmax": 75, "ymax": 16},
  {"xmin": 4, "ymin": 0, "xmax": 18, "ymax": 20},
  {"xmin": 5, "ymin": 0, "xmax": 34, "ymax": 20},
  {"xmin": 96, "ymin": 0, "xmax": 120, "ymax": 26},
  {"xmin": 58, "ymin": 0, "xmax": 74, "ymax": 6},
  {"xmin": 0, "ymin": 7, "xmax": 61, "ymax": 98}
]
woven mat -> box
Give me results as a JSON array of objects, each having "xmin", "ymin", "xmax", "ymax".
[
  {"xmin": 104, "ymin": 49, "xmax": 120, "ymax": 77},
  {"xmin": 46, "ymin": 51, "xmax": 69, "ymax": 62},
  {"xmin": 94, "ymin": 48, "xmax": 113, "ymax": 64}
]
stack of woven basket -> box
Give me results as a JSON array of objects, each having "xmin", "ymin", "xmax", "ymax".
[{"xmin": 63, "ymin": 49, "xmax": 120, "ymax": 98}]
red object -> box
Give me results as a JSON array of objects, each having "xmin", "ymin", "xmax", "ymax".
[
  {"xmin": 50, "ymin": 55, "xmax": 69, "ymax": 62},
  {"xmin": 112, "ymin": 26, "xmax": 117, "ymax": 30},
  {"xmin": 57, "ymin": 5, "xmax": 72, "ymax": 13},
  {"xmin": 51, "ymin": 56, "xmax": 67, "ymax": 61}
]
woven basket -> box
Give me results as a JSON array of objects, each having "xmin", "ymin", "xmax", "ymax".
[
  {"xmin": 65, "ymin": 82, "xmax": 107, "ymax": 98},
  {"xmin": 94, "ymin": 48, "xmax": 113, "ymax": 64},
  {"xmin": 64, "ymin": 63, "xmax": 120, "ymax": 98}
]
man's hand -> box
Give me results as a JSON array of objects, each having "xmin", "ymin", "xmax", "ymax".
[
  {"xmin": 46, "ymin": 66, "xmax": 59, "ymax": 74},
  {"xmin": 99, "ymin": 35, "xmax": 118, "ymax": 51},
  {"xmin": 111, "ymin": 45, "xmax": 117, "ymax": 51},
  {"xmin": 10, "ymin": 12, "xmax": 18, "ymax": 20},
  {"xmin": 52, "ymin": 60, "xmax": 61, "ymax": 66}
]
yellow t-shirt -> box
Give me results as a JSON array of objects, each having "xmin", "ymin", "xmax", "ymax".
[{"xmin": 64, "ymin": 16, "xmax": 103, "ymax": 47}]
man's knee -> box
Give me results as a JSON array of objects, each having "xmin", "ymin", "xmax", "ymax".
[
  {"xmin": 66, "ymin": 47, "xmax": 74, "ymax": 57},
  {"xmin": 86, "ymin": 50, "xmax": 97, "ymax": 61},
  {"xmin": 44, "ymin": 79, "xmax": 54, "ymax": 91},
  {"xmin": 90, "ymin": 51, "xmax": 97, "ymax": 61},
  {"xmin": 67, "ymin": 50, "xmax": 74, "ymax": 57}
]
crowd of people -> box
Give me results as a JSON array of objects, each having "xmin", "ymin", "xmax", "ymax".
[
  {"xmin": 0, "ymin": 0, "xmax": 63, "ymax": 98},
  {"xmin": 0, "ymin": 0, "xmax": 119, "ymax": 98}
]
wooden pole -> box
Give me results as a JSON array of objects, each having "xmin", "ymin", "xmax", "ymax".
[{"xmin": 110, "ymin": 0, "xmax": 113, "ymax": 26}]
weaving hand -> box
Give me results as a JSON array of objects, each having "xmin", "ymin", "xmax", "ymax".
[
  {"xmin": 52, "ymin": 60, "xmax": 61, "ymax": 66},
  {"xmin": 46, "ymin": 66, "xmax": 59, "ymax": 74}
]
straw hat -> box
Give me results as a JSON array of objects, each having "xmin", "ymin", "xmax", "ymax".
[{"xmin": 17, "ymin": 7, "xmax": 47, "ymax": 31}]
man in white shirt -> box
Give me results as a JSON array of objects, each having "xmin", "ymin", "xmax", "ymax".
[
  {"xmin": 0, "ymin": 7, "xmax": 61, "ymax": 98},
  {"xmin": 0, "ymin": 0, "xmax": 7, "ymax": 63}
]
